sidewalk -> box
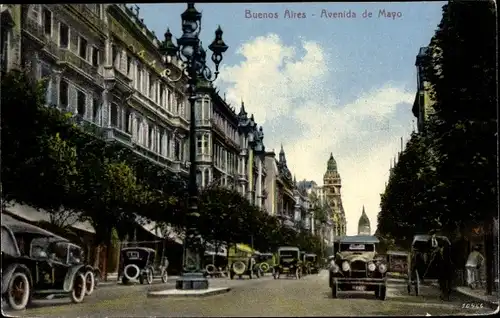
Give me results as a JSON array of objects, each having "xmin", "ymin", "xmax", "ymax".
[{"xmin": 430, "ymin": 282, "xmax": 499, "ymax": 308}]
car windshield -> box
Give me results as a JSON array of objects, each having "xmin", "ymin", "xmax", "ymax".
[
  {"xmin": 339, "ymin": 243, "xmax": 375, "ymax": 252},
  {"xmin": 306, "ymin": 256, "xmax": 316, "ymax": 262}
]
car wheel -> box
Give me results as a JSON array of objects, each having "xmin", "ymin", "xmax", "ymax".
[
  {"xmin": 146, "ymin": 269, "xmax": 153, "ymax": 285},
  {"xmin": 161, "ymin": 269, "xmax": 168, "ymax": 283},
  {"xmin": 70, "ymin": 273, "xmax": 86, "ymax": 304},
  {"xmin": 378, "ymin": 285, "xmax": 387, "ymax": 300},
  {"xmin": 7, "ymin": 271, "xmax": 31, "ymax": 311},
  {"xmin": 331, "ymin": 280, "xmax": 338, "ymax": 298},
  {"xmin": 93, "ymin": 269, "xmax": 101, "ymax": 287},
  {"xmin": 84, "ymin": 271, "xmax": 95, "ymax": 296},
  {"xmin": 121, "ymin": 277, "xmax": 129, "ymax": 285}
]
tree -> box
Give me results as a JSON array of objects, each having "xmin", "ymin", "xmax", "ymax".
[{"xmin": 1, "ymin": 69, "xmax": 83, "ymax": 226}]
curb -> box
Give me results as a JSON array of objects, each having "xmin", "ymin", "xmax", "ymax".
[
  {"xmin": 431, "ymin": 283, "xmax": 499, "ymax": 309},
  {"xmin": 147, "ymin": 287, "xmax": 231, "ymax": 298}
]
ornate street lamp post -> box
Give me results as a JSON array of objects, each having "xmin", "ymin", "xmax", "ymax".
[{"xmin": 159, "ymin": 3, "xmax": 228, "ymax": 290}]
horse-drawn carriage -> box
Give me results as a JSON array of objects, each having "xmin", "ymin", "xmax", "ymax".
[
  {"xmin": 118, "ymin": 247, "xmax": 168, "ymax": 285},
  {"xmin": 386, "ymin": 250, "xmax": 409, "ymax": 278},
  {"xmin": 407, "ymin": 234, "xmax": 451, "ymax": 296},
  {"xmin": 273, "ymin": 246, "xmax": 303, "ymax": 279}
]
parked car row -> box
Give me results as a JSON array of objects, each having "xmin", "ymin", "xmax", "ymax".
[{"xmin": 1, "ymin": 214, "xmax": 100, "ymax": 311}]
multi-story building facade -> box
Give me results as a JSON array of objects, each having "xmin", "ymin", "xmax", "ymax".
[
  {"xmin": 412, "ymin": 46, "xmax": 435, "ymax": 133},
  {"xmin": 1, "ymin": 4, "xmax": 22, "ymax": 74},
  {"xmin": 264, "ymin": 146, "xmax": 296, "ymax": 228},
  {"xmin": 21, "ymin": 4, "xmax": 191, "ymax": 175}
]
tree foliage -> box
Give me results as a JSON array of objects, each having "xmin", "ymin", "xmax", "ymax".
[
  {"xmin": 378, "ymin": 1, "xmax": 497, "ymax": 242},
  {"xmin": 1, "ymin": 69, "xmax": 326, "ymax": 262}
]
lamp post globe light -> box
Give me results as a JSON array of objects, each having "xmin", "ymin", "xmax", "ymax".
[{"xmin": 159, "ymin": 2, "xmax": 228, "ymax": 290}]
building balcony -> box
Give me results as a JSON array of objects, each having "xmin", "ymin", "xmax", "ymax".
[
  {"xmin": 103, "ymin": 65, "xmax": 132, "ymax": 93},
  {"xmin": 66, "ymin": 5, "xmax": 107, "ymax": 37},
  {"xmin": 58, "ymin": 49, "xmax": 104, "ymax": 87},
  {"xmin": 22, "ymin": 18, "xmax": 45, "ymax": 46},
  {"xmin": 196, "ymin": 154, "xmax": 212, "ymax": 163},
  {"xmin": 196, "ymin": 119, "xmax": 212, "ymax": 128},
  {"xmin": 102, "ymin": 127, "xmax": 132, "ymax": 145}
]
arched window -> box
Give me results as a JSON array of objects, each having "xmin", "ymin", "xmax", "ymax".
[{"xmin": 110, "ymin": 103, "xmax": 119, "ymax": 127}]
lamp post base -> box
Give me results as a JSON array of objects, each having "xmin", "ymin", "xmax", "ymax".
[{"xmin": 175, "ymin": 272, "xmax": 209, "ymax": 290}]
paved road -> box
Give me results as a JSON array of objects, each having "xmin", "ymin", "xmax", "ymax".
[{"xmin": 3, "ymin": 271, "xmax": 495, "ymax": 317}]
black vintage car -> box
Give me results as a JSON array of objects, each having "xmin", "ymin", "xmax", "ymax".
[
  {"xmin": 273, "ymin": 246, "xmax": 302, "ymax": 279},
  {"xmin": 329, "ymin": 235, "xmax": 388, "ymax": 300},
  {"xmin": 304, "ymin": 253, "xmax": 319, "ymax": 274},
  {"xmin": 31, "ymin": 238, "xmax": 99, "ymax": 296},
  {"xmin": 1, "ymin": 216, "xmax": 88, "ymax": 310},
  {"xmin": 118, "ymin": 247, "xmax": 168, "ymax": 285}
]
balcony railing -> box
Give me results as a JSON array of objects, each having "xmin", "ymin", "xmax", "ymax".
[
  {"xmin": 67, "ymin": 5, "xmax": 107, "ymax": 35},
  {"xmin": 196, "ymin": 119, "xmax": 211, "ymax": 127},
  {"xmin": 23, "ymin": 18, "xmax": 45, "ymax": 43},
  {"xmin": 59, "ymin": 50, "xmax": 103, "ymax": 86},
  {"xmin": 103, "ymin": 127, "xmax": 132, "ymax": 145}
]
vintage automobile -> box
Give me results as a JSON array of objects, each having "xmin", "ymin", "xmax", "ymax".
[
  {"xmin": 203, "ymin": 244, "xmax": 227, "ymax": 278},
  {"xmin": 273, "ymin": 246, "xmax": 302, "ymax": 279},
  {"xmin": 30, "ymin": 238, "xmax": 98, "ymax": 296},
  {"xmin": 227, "ymin": 244, "xmax": 259, "ymax": 279},
  {"xmin": 256, "ymin": 252, "xmax": 275, "ymax": 275},
  {"xmin": 329, "ymin": 235, "xmax": 388, "ymax": 300},
  {"xmin": 1, "ymin": 215, "xmax": 88, "ymax": 310},
  {"xmin": 304, "ymin": 253, "xmax": 319, "ymax": 274},
  {"xmin": 118, "ymin": 247, "xmax": 168, "ymax": 285}
]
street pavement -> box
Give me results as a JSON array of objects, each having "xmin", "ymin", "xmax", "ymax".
[{"xmin": 3, "ymin": 270, "xmax": 496, "ymax": 317}]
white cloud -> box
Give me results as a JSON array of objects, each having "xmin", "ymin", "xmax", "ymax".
[{"xmin": 217, "ymin": 34, "xmax": 415, "ymax": 235}]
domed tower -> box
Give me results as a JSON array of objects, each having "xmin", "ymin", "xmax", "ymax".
[
  {"xmin": 323, "ymin": 153, "xmax": 346, "ymax": 236},
  {"xmin": 358, "ymin": 205, "xmax": 371, "ymax": 235}
]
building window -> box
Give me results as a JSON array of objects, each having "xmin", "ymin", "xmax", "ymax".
[
  {"xmin": 91, "ymin": 47, "xmax": 99, "ymax": 67},
  {"xmin": 1, "ymin": 27, "xmax": 9, "ymax": 74},
  {"xmin": 78, "ymin": 36, "xmax": 87, "ymax": 60},
  {"xmin": 92, "ymin": 98, "xmax": 100, "ymax": 122},
  {"xmin": 126, "ymin": 55, "xmax": 132, "ymax": 75},
  {"xmin": 76, "ymin": 90, "xmax": 86, "ymax": 116},
  {"xmin": 159, "ymin": 84, "xmax": 165, "ymax": 107},
  {"xmin": 197, "ymin": 135, "xmax": 203, "ymax": 154},
  {"xmin": 59, "ymin": 23, "xmax": 69, "ymax": 49},
  {"xmin": 124, "ymin": 108, "xmax": 131, "ymax": 133},
  {"xmin": 204, "ymin": 169, "xmax": 210, "ymax": 187},
  {"xmin": 42, "ymin": 8, "xmax": 52, "ymax": 36},
  {"xmin": 174, "ymin": 140, "xmax": 180, "ymax": 160},
  {"xmin": 148, "ymin": 74, "xmax": 154, "ymax": 99},
  {"xmin": 59, "ymin": 80, "xmax": 68, "ymax": 109},
  {"xmin": 148, "ymin": 126, "xmax": 154, "ymax": 149},
  {"xmin": 110, "ymin": 103, "xmax": 119, "ymax": 127}
]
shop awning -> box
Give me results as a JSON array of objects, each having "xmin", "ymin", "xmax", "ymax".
[
  {"xmin": 3, "ymin": 202, "xmax": 95, "ymax": 234},
  {"xmin": 236, "ymin": 243, "xmax": 255, "ymax": 254}
]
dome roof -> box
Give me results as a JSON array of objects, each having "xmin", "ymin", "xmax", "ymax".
[
  {"xmin": 358, "ymin": 206, "xmax": 370, "ymax": 227},
  {"xmin": 327, "ymin": 153, "xmax": 337, "ymax": 172}
]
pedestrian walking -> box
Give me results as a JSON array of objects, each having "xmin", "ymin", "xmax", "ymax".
[{"xmin": 466, "ymin": 245, "xmax": 485, "ymax": 289}]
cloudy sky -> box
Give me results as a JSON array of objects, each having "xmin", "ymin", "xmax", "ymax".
[{"xmin": 137, "ymin": 2, "xmax": 446, "ymax": 235}]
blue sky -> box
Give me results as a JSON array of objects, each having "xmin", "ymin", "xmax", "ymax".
[{"xmin": 137, "ymin": 2, "xmax": 446, "ymax": 235}]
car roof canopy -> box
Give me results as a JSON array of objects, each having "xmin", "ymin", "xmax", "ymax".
[
  {"xmin": 339, "ymin": 235, "xmax": 380, "ymax": 244},
  {"xmin": 121, "ymin": 247, "xmax": 156, "ymax": 253},
  {"xmin": 278, "ymin": 246, "xmax": 300, "ymax": 252}
]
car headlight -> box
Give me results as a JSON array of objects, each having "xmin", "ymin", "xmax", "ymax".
[
  {"xmin": 368, "ymin": 262, "xmax": 376, "ymax": 271},
  {"xmin": 341, "ymin": 261, "xmax": 350, "ymax": 272},
  {"xmin": 331, "ymin": 265, "xmax": 339, "ymax": 273},
  {"xmin": 378, "ymin": 263, "xmax": 387, "ymax": 273}
]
